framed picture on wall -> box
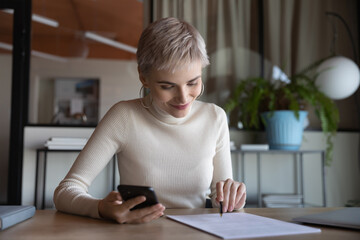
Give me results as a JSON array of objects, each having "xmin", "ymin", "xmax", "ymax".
[{"xmin": 52, "ymin": 78, "xmax": 100, "ymax": 125}]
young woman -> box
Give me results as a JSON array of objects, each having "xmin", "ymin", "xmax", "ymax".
[{"xmin": 54, "ymin": 17, "xmax": 246, "ymax": 224}]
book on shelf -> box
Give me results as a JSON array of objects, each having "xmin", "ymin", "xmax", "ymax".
[
  {"xmin": 45, "ymin": 137, "xmax": 88, "ymax": 150},
  {"xmin": 44, "ymin": 144, "xmax": 85, "ymax": 150},
  {"xmin": 47, "ymin": 137, "xmax": 88, "ymax": 144},
  {"xmin": 264, "ymin": 203, "xmax": 304, "ymax": 208},
  {"xmin": 262, "ymin": 194, "xmax": 303, "ymax": 203},
  {"xmin": 0, "ymin": 205, "xmax": 35, "ymax": 231},
  {"xmin": 240, "ymin": 144, "xmax": 269, "ymax": 151},
  {"xmin": 262, "ymin": 194, "xmax": 303, "ymax": 208}
]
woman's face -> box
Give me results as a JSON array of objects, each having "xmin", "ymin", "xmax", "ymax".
[{"xmin": 140, "ymin": 61, "xmax": 203, "ymax": 118}]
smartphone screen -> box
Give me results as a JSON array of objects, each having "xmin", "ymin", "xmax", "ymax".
[{"xmin": 117, "ymin": 185, "xmax": 159, "ymax": 210}]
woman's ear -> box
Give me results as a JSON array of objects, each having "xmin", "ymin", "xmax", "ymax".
[{"xmin": 138, "ymin": 66, "xmax": 149, "ymax": 88}]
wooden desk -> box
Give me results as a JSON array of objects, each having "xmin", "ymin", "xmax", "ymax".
[{"xmin": 1, "ymin": 208, "xmax": 359, "ymax": 240}]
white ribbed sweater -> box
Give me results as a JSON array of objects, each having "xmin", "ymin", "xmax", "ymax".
[{"xmin": 53, "ymin": 98, "xmax": 232, "ymax": 218}]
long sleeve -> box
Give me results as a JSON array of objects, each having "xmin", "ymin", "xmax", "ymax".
[
  {"xmin": 208, "ymin": 107, "xmax": 233, "ymax": 207},
  {"xmin": 53, "ymin": 103, "xmax": 129, "ymax": 218}
]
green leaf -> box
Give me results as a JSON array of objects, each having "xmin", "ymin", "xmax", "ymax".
[{"xmin": 223, "ymin": 60, "xmax": 339, "ymax": 165}]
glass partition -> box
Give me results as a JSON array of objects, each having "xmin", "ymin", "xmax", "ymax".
[
  {"xmin": 0, "ymin": 7, "xmax": 13, "ymax": 204},
  {"xmin": 28, "ymin": 0, "xmax": 144, "ymax": 126}
]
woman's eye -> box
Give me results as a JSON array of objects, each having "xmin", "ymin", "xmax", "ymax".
[
  {"xmin": 188, "ymin": 82, "xmax": 198, "ymax": 86},
  {"xmin": 161, "ymin": 85, "xmax": 173, "ymax": 90}
]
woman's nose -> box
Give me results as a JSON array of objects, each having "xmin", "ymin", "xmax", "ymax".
[{"xmin": 176, "ymin": 87, "xmax": 187, "ymax": 103}]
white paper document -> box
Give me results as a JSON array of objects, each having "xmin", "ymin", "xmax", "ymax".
[{"xmin": 167, "ymin": 213, "xmax": 320, "ymax": 239}]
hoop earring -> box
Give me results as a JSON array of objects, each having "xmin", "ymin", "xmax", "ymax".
[
  {"xmin": 197, "ymin": 83, "xmax": 204, "ymax": 99},
  {"xmin": 139, "ymin": 85, "xmax": 145, "ymax": 98},
  {"xmin": 139, "ymin": 85, "xmax": 153, "ymax": 109}
]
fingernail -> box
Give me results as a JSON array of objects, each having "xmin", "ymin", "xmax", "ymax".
[{"xmin": 157, "ymin": 204, "xmax": 165, "ymax": 210}]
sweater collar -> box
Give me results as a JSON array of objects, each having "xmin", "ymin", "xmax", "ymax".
[{"xmin": 142, "ymin": 95, "xmax": 193, "ymax": 125}]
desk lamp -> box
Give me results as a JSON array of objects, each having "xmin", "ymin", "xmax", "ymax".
[
  {"xmin": 315, "ymin": 12, "xmax": 360, "ymax": 174},
  {"xmin": 316, "ymin": 56, "xmax": 359, "ymax": 100},
  {"xmin": 316, "ymin": 12, "xmax": 360, "ymax": 100}
]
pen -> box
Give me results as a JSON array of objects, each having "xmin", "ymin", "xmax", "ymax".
[{"xmin": 219, "ymin": 201, "xmax": 223, "ymax": 217}]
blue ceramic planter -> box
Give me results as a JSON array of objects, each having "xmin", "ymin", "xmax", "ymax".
[{"xmin": 261, "ymin": 110, "xmax": 308, "ymax": 150}]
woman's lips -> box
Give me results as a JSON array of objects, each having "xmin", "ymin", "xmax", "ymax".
[{"xmin": 171, "ymin": 103, "xmax": 190, "ymax": 110}]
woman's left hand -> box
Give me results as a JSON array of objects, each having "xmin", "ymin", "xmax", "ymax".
[{"xmin": 216, "ymin": 178, "xmax": 246, "ymax": 212}]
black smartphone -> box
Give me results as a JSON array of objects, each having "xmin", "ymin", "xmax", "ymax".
[{"xmin": 117, "ymin": 185, "xmax": 159, "ymax": 210}]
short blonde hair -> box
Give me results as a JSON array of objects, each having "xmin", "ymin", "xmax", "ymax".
[{"xmin": 136, "ymin": 17, "xmax": 209, "ymax": 76}]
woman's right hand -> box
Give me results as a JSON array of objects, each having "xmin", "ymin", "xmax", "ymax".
[{"xmin": 98, "ymin": 191, "xmax": 165, "ymax": 224}]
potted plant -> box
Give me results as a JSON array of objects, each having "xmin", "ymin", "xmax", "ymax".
[{"xmin": 224, "ymin": 67, "xmax": 339, "ymax": 166}]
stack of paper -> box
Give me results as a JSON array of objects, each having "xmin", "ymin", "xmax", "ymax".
[
  {"xmin": 167, "ymin": 213, "xmax": 320, "ymax": 239},
  {"xmin": 262, "ymin": 194, "xmax": 303, "ymax": 208},
  {"xmin": 44, "ymin": 137, "xmax": 88, "ymax": 150}
]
